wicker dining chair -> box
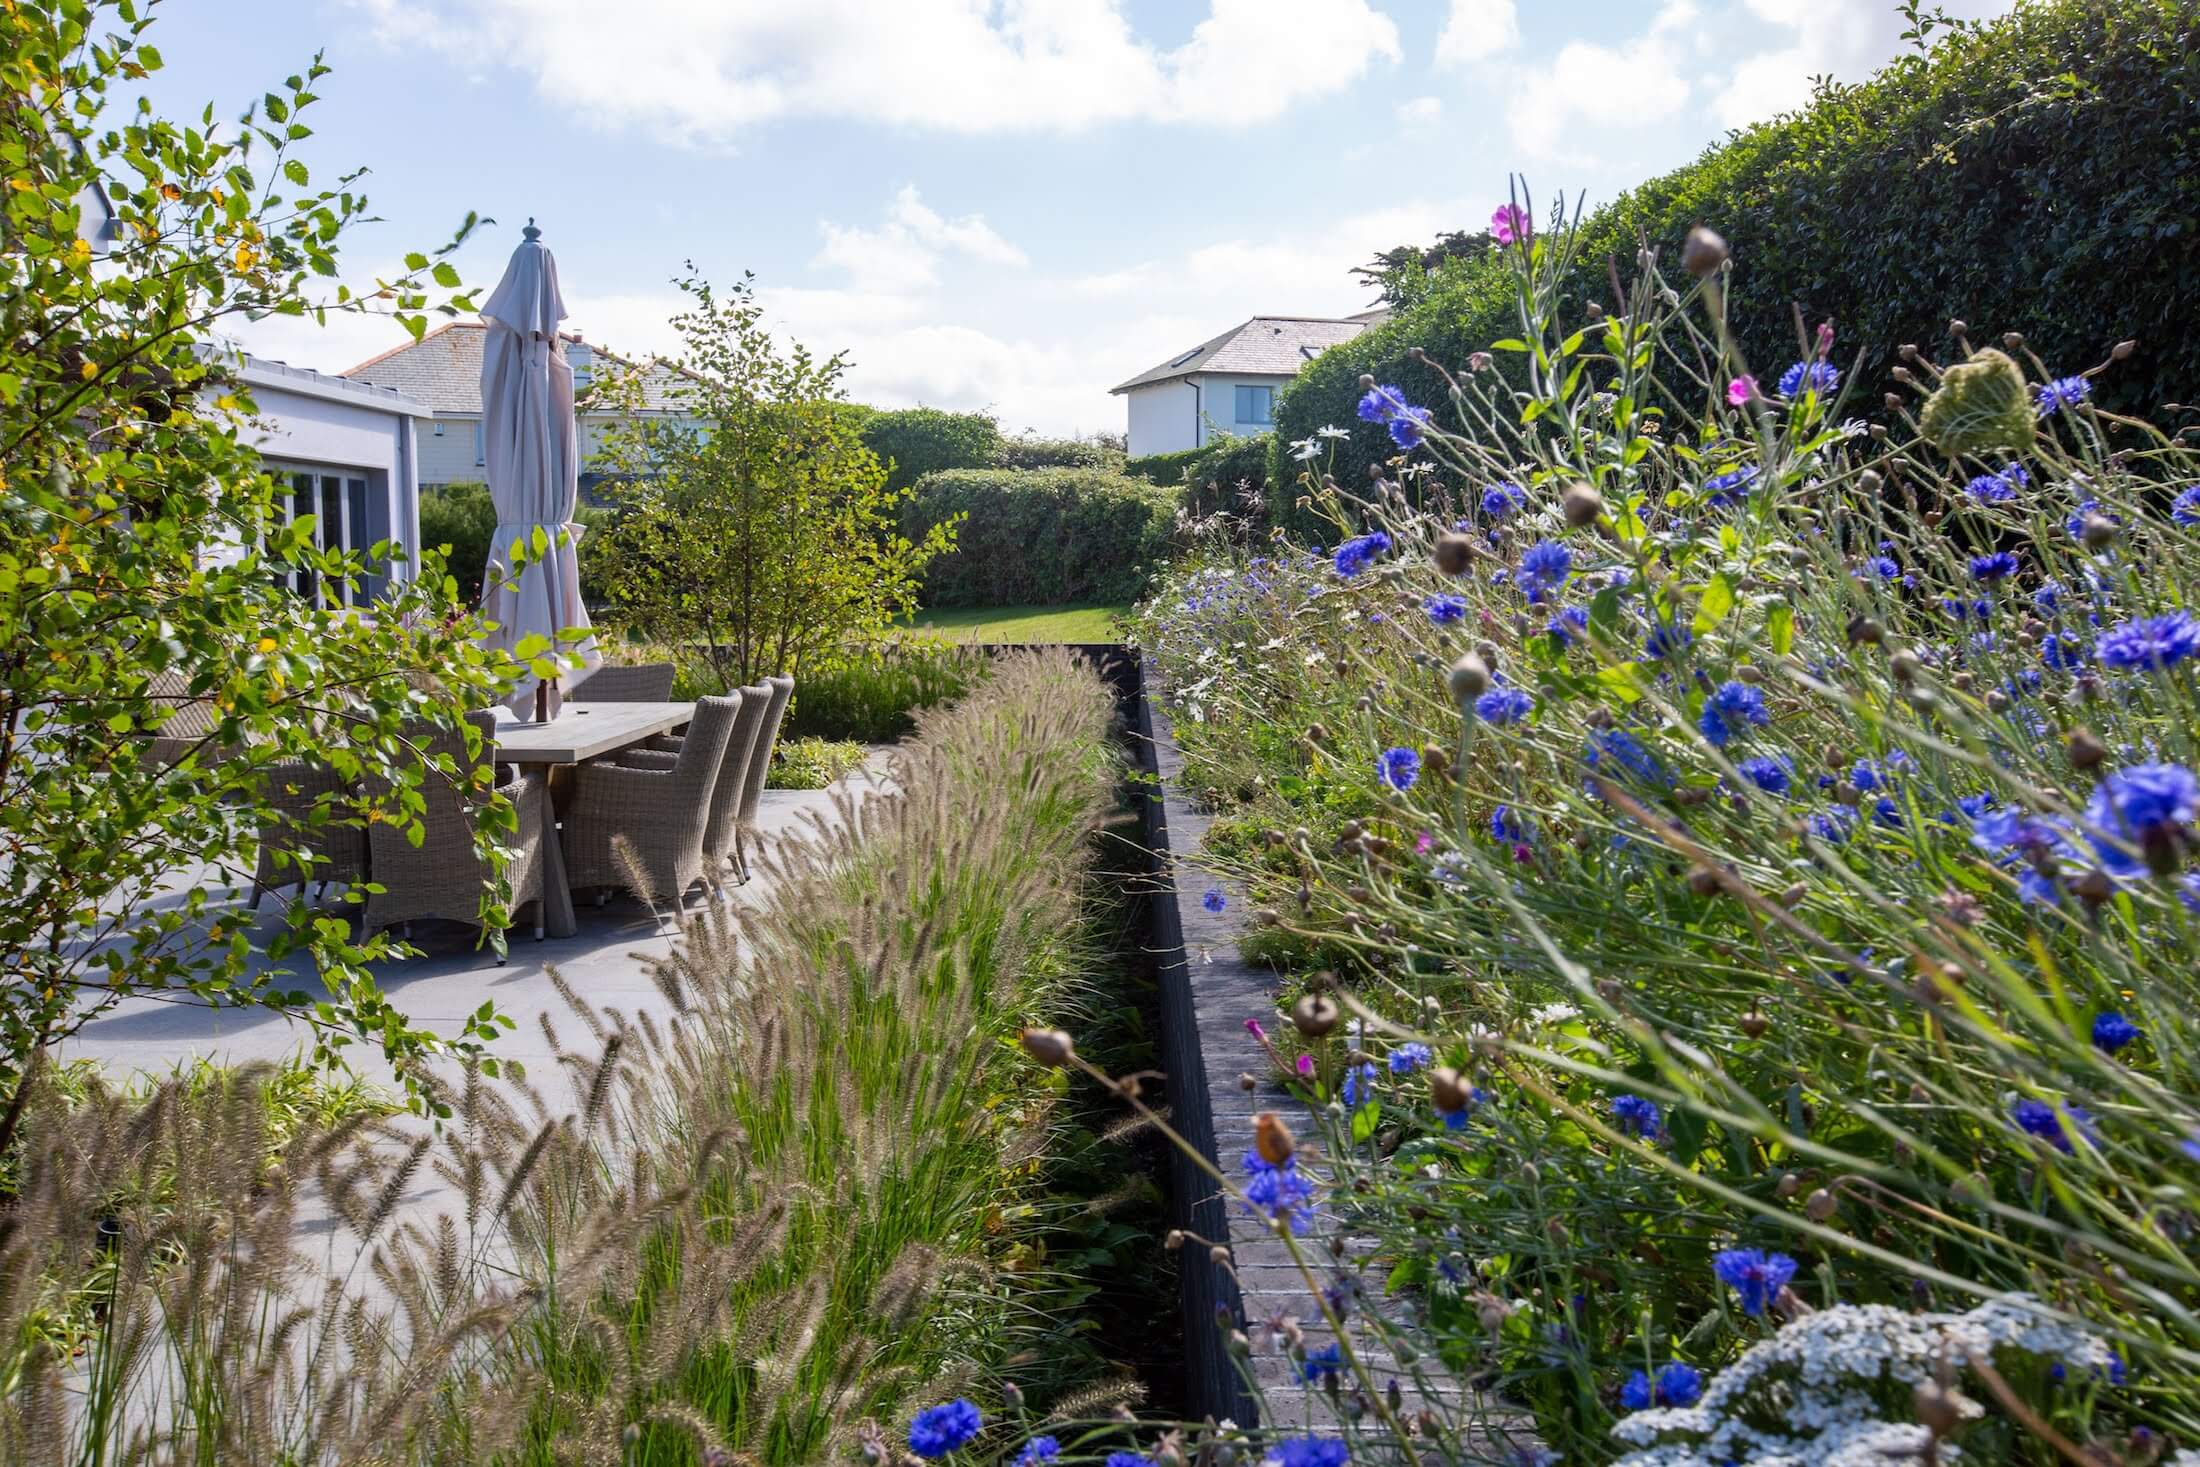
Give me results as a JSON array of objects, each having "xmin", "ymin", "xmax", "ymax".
[
  {"xmin": 576, "ymin": 662, "xmax": 676, "ymax": 702},
  {"xmin": 250, "ymin": 758, "xmax": 369, "ymax": 907},
  {"xmin": 141, "ymin": 669, "xmax": 226, "ymax": 769},
  {"xmin": 358, "ymin": 713, "xmax": 549, "ymax": 956},
  {"xmin": 615, "ymin": 685, "xmax": 766, "ymax": 896},
  {"xmin": 731, "ymin": 676, "xmax": 796, "ymax": 882},
  {"xmin": 560, "ymin": 695, "xmax": 739, "ymax": 908}
]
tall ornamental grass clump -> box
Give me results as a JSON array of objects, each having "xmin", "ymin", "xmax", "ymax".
[
  {"xmin": 0, "ymin": 653, "xmax": 1125, "ymax": 1466},
  {"xmin": 1132, "ymin": 189, "xmax": 2200, "ymax": 1464}
]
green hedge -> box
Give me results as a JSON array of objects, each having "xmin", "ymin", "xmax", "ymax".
[
  {"xmin": 860, "ymin": 407, "xmax": 1003, "ymax": 493},
  {"xmin": 1123, "ymin": 445, "xmax": 1206, "ymax": 487},
  {"xmin": 905, "ymin": 468, "xmax": 1176, "ymax": 608},
  {"xmin": 1273, "ymin": 0, "xmax": 2200, "ymax": 505},
  {"xmin": 1178, "ymin": 433, "xmax": 1271, "ymax": 520},
  {"xmin": 994, "ymin": 434, "xmax": 1125, "ymax": 473}
]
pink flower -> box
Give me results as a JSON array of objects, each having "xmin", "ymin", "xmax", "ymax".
[
  {"xmin": 1296, "ymin": 1053, "xmax": 1316, "ymax": 1078},
  {"xmin": 1245, "ymin": 1018, "xmax": 1268, "ymax": 1043},
  {"xmin": 1414, "ymin": 831, "xmax": 1435, "ymax": 855},
  {"xmin": 1726, "ymin": 375, "xmax": 1758, "ymax": 407},
  {"xmin": 1490, "ymin": 204, "xmax": 1530, "ymax": 246},
  {"xmin": 1816, "ymin": 319, "xmax": 1836, "ymax": 357}
]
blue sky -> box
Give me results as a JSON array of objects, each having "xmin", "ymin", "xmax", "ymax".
[{"xmin": 162, "ymin": 0, "xmax": 2010, "ymax": 435}]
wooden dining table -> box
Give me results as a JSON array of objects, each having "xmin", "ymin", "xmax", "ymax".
[{"xmin": 491, "ymin": 700, "xmax": 692, "ymax": 937}]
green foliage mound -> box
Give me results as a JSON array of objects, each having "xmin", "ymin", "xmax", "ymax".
[
  {"xmin": 860, "ymin": 406, "xmax": 1004, "ymax": 492},
  {"xmin": 907, "ymin": 469, "xmax": 1177, "ymax": 609}
]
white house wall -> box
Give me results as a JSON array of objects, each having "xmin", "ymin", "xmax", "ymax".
[
  {"xmin": 234, "ymin": 383, "xmax": 420, "ymax": 583},
  {"xmin": 418, "ymin": 414, "xmax": 486, "ymax": 485},
  {"xmin": 1124, "ymin": 374, "xmax": 1290, "ymax": 457}
]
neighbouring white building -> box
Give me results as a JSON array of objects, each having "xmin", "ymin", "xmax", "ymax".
[
  {"xmin": 1110, "ymin": 312, "xmax": 1386, "ymax": 458},
  {"xmin": 342, "ymin": 322, "xmax": 701, "ymax": 492},
  {"xmin": 203, "ymin": 348, "xmax": 434, "ymax": 606}
]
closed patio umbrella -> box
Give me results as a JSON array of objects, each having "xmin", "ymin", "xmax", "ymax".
[{"xmin": 479, "ymin": 219, "xmax": 600, "ymax": 714}]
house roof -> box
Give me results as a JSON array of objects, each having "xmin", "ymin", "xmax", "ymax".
[
  {"xmin": 1110, "ymin": 315, "xmax": 1378, "ymax": 394},
  {"xmin": 342, "ymin": 321, "xmax": 698, "ymax": 415},
  {"xmin": 196, "ymin": 343, "xmax": 434, "ymax": 418}
]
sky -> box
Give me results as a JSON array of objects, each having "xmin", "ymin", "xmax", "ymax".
[{"xmin": 149, "ymin": 0, "xmax": 2015, "ymax": 437}]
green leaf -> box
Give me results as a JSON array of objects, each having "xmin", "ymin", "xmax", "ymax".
[
  {"xmin": 432, "ymin": 261, "xmax": 461, "ymax": 288},
  {"xmin": 1768, "ymin": 603, "xmax": 1795, "ymax": 655},
  {"xmin": 1693, "ymin": 572, "xmax": 1736, "ymax": 633},
  {"xmin": 282, "ymin": 159, "xmax": 308, "ymax": 187},
  {"xmin": 404, "ymin": 251, "xmax": 430, "ymax": 271}
]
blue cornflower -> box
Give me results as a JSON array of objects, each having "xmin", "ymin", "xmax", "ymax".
[
  {"xmin": 1777, "ymin": 360, "xmax": 1840, "ymax": 397},
  {"xmin": 1490, "ymin": 804, "xmax": 1530, "ymax": 845},
  {"xmin": 2036, "ymin": 375, "xmax": 2091, "ymax": 415},
  {"xmin": 1865, "ymin": 555, "xmax": 1901, "ymax": 580},
  {"xmin": 1873, "ymin": 796, "xmax": 1905, "ymax": 829},
  {"xmin": 2092, "ymin": 1011, "xmax": 2141, "ymax": 1055},
  {"xmin": 1585, "ymin": 729, "xmax": 1671, "ymax": 788},
  {"xmin": 2033, "ymin": 580, "xmax": 2064, "ymax": 612},
  {"xmin": 1425, "ymin": 594, "xmax": 1469, "ymax": 625},
  {"xmin": 1271, "ymin": 1437, "xmax": 1350, "ymax": 1467},
  {"xmin": 2065, "ymin": 499, "xmax": 2118, "ymax": 543},
  {"xmin": 1517, "ymin": 540, "xmax": 1574, "ymax": 604},
  {"xmin": 2084, "ymin": 762, "xmax": 2198, "ymax": 876},
  {"xmin": 1712, "ymin": 1248, "xmax": 1798, "ymax": 1316},
  {"xmin": 1970, "ymin": 551, "xmax": 2020, "ymax": 581},
  {"xmin": 1437, "ymin": 1085, "xmax": 1496, "ymax": 1130},
  {"xmin": 1014, "ymin": 1439, "xmax": 1062, "ymax": 1467},
  {"xmin": 1619, "ymin": 1371, "xmax": 1654, "ymax": 1411},
  {"xmin": 1655, "ymin": 1362, "xmax": 1706, "ymax": 1407},
  {"xmin": 909, "ymin": 1400, "xmax": 984, "ymax": 1459},
  {"xmin": 1333, "ymin": 531, "xmax": 1392, "ymax": 578},
  {"xmin": 1966, "ymin": 469, "xmax": 2022, "ymax": 502},
  {"xmin": 1481, "ymin": 482, "xmax": 1525, "ymax": 518},
  {"xmin": 1736, "ymin": 754, "xmax": 1792, "ymax": 795},
  {"xmin": 1941, "ymin": 596, "xmax": 1993, "ymax": 622},
  {"xmin": 2012, "ymin": 1097, "xmax": 2095, "ymax": 1153},
  {"xmin": 1340, "ymin": 1061, "xmax": 1380, "ymax": 1108},
  {"xmin": 1296, "ymin": 1343, "xmax": 1344, "ymax": 1384},
  {"xmin": 1704, "ymin": 465, "xmax": 1759, "ymax": 508},
  {"xmin": 1356, "ymin": 382, "xmax": 1413, "ymax": 424},
  {"xmin": 1849, "ymin": 759, "xmax": 1887, "ymax": 793},
  {"xmin": 2173, "ymin": 487, "xmax": 2200, "ymax": 528},
  {"xmin": 1808, "ymin": 806, "xmax": 1855, "ymax": 843},
  {"xmin": 1378, "ymin": 745, "xmax": 1421, "ymax": 791},
  {"xmin": 1610, "ymin": 1093, "xmax": 1662, "ymax": 1140},
  {"xmin": 1547, "ymin": 605, "xmax": 1590, "ymax": 646},
  {"xmin": 2041, "ymin": 633, "xmax": 2087, "ymax": 671},
  {"xmin": 1202, "ymin": 887, "xmax": 1227, "ymax": 914},
  {"xmin": 1389, "ymin": 1042, "xmax": 1433, "ymax": 1075},
  {"xmin": 2098, "ymin": 612, "xmax": 2200, "ymax": 671},
  {"xmin": 1243, "ymin": 1151, "xmax": 1319, "ymax": 1233},
  {"xmin": 1475, "ymin": 686, "xmax": 1534, "ymax": 725},
  {"xmin": 1104, "ymin": 1455, "xmax": 1158, "ymax": 1467},
  {"xmin": 1643, "ymin": 620, "xmax": 1694, "ymax": 661},
  {"xmin": 1697, "ymin": 680, "xmax": 1770, "ymax": 748},
  {"xmin": 1388, "ymin": 405, "xmax": 1433, "ymax": 450}
]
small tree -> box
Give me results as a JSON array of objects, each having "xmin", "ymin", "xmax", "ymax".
[
  {"xmin": 591, "ymin": 272, "xmax": 958, "ymax": 688},
  {"xmin": 0, "ymin": 0, "xmax": 539, "ymax": 1155}
]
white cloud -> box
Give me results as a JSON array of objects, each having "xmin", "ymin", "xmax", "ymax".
[
  {"xmin": 1711, "ymin": 0, "xmax": 2015, "ymax": 128},
  {"xmin": 1436, "ymin": 0, "xmax": 1519, "ymax": 66},
  {"xmin": 811, "ymin": 186, "xmax": 1026, "ymax": 294},
  {"xmin": 354, "ymin": 0, "xmax": 1399, "ymax": 145},
  {"xmin": 1395, "ymin": 95, "xmax": 1445, "ymax": 129},
  {"xmin": 1503, "ymin": 1, "xmax": 1695, "ymax": 162}
]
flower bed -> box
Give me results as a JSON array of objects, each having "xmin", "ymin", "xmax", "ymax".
[{"xmin": 1130, "ymin": 200, "xmax": 2200, "ymax": 1464}]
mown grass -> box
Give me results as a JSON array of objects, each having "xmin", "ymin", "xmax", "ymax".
[{"xmin": 902, "ymin": 604, "xmax": 1128, "ymax": 644}]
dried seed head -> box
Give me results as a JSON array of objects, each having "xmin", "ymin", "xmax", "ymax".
[
  {"xmin": 1914, "ymin": 1380, "xmax": 1965, "ymax": 1437},
  {"xmin": 1020, "ymin": 1028, "xmax": 1075, "ymax": 1067},
  {"xmin": 2068, "ymin": 728, "xmax": 2107, "ymax": 769},
  {"xmin": 1846, "ymin": 615, "xmax": 1884, "ymax": 646},
  {"xmin": 1561, "ymin": 484, "xmax": 1604, "ymax": 528},
  {"xmin": 1291, "ymin": 992, "xmax": 1341, "ymax": 1037},
  {"xmin": 1686, "ymin": 865, "xmax": 1723, "ymax": 896},
  {"xmin": 1239, "ymin": 1072, "xmax": 1258, "ymax": 1092},
  {"xmin": 1780, "ymin": 882, "xmax": 1808, "ymax": 908},
  {"xmin": 1739, "ymin": 1005, "xmax": 1770, "ymax": 1039},
  {"xmin": 1253, "ymin": 1111, "xmax": 1296, "ymax": 1165},
  {"xmin": 2082, "ymin": 513, "xmax": 2119, "ymax": 549},
  {"xmin": 2113, "ymin": 339, "xmax": 2137, "ymax": 360},
  {"xmin": 1447, "ymin": 654, "xmax": 1491, "ymax": 702},
  {"xmin": 1681, "ymin": 225, "xmax": 1729, "ymax": 278},
  {"xmin": 1806, "ymin": 1187, "xmax": 1838, "ymax": 1221},
  {"xmin": 1775, "ymin": 1172, "xmax": 1801, "ymax": 1199},
  {"xmin": 1428, "ymin": 1066, "xmax": 1471, "ymax": 1114},
  {"xmin": 2003, "ymin": 331, "xmax": 2024, "ymax": 350},
  {"xmin": 1890, "ymin": 649, "xmax": 1923, "ymax": 683},
  {"xmin": 1433, "ymin": 532, "xmax": 1474, "ymax": 577}
]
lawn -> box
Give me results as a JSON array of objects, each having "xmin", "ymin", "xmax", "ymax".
[{"xmin": 903, "ymin": 602, "xmax": 1127, "ymax": 643}]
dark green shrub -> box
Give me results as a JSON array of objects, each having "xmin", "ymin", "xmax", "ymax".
[
  {"xmin": 781, "ymin": 640, "xmax": 989, "ymax": 742},
  {"xmin": 1274, "ymin": 0, "xmax": 2200, "ymax": 502},
  {"xmin": 1123, "ymin": 446, "xmax": 1206, "ymax": 487},
  {"xmin": 416, "ymin": 481, "xmax": 498, "ymax": 599},
  {"xmin": 994, "ymin": 434, "xmax": 1124, "ymax": 473},
  {"xmin": 905, "ymin": 469, "xmax": 1176, "ymax": 608},
  {"xmin": 1178, "ymin": 433, "xmax": 1271, "ymax": 521},
  {"xmin": 859, "ymin": 406, "xmax": 1003, "ymax": 493}
]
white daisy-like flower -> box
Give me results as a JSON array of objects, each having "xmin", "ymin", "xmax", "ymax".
[
  {"xmin": 1317, "ymin": 424, "xmax": 1350, "ymax": 439},
  {"xmin": 1289, "ymin": 437, "xmax": 1322, "ymax": 461}
]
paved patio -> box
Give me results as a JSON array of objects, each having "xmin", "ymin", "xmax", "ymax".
[{"xmin": 60, "ymin": 755, "xmax": 891, "ymax": 1091}]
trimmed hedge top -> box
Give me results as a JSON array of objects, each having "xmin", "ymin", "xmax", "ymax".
[
  {"xmin": 1274, "ymin": 0, "xmax": 2200, "ymax": 503},
  {"xmin": 904, "ymin": 468, "xmax": 1176, "ymax": 609}
]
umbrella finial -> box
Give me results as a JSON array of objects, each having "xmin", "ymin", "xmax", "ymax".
[{"xmin": 522, "ymin": 217, "xmax": 542, "ymax": 242}]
